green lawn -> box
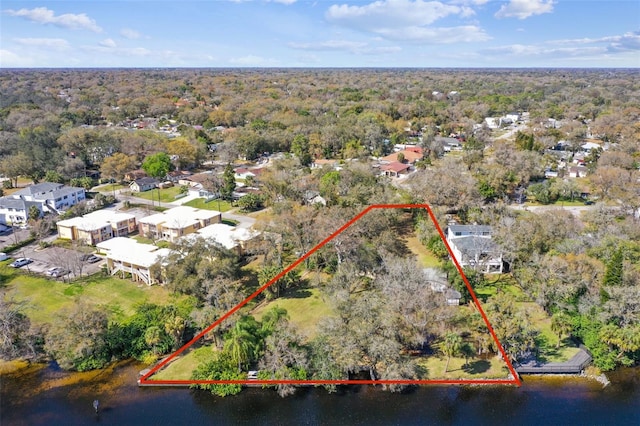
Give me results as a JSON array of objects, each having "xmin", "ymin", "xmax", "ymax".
[
  {"xmin": 132, "ymin": 186, "xmax": 185, "ymax": 203},
  {"xmin": 184, "ymin": 197, "xmax": 233, "ymax": 212},
  {"xmin": 417, "ymin": 354, "xmax": 510, "ymax": 379},
  {"xmin": 91, "ymin": 183, "xmax": 126, "ymax": 193},
  {"xmin": 1, "ymin": 264, "xmax": 176, "ymax": 325},
  {"xmin": 152, "ymin": 346, "xmax": 216, "ymax": 381},
  {"xmin": 405, "ymin": 235, "xmax": 441, "ymax": 268},
  {"xmin": 251, "ymin": 287, "xmax": 333, "ymax": 340},
  {"xmin": 525, "ymin": 302, "xmax": 580, "ymax": 363}
]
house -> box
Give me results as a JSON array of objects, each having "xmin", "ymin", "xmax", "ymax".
[
  {"xmin": 124, "ymin": 169, "xmax": 148, "ymax": 182},
  {"xmin": 446, "ymin": 224, "xmax": 504, "ymax": 273},
  {"xmin": 97, "ymin": 237, "xmax": 171, "ymax": 285},
  {"xmin": 57, "ymin": 210, "xmax": 137, "ymax": 245},
  {"xmin": 0, "ymin": 183, "xmax": 85, "ymax": 224},
  {"xmin": 0, "ymin": 197, "xmax": 42, "ymax": 225},
  {"xmin": 380, "ymin": 162, "xmax": 410, "ymax": 177},
  {"xmin": 303, "ymin": 190, "xmax": 327, "ymax": 206},
  {"xmin": 423, "ymin": 268, "xmax": 462, "ymax": 306},
  {"xmin": 380, "ymin": 149, "xmax": 423, "ymax": 165},
  {"xmin": 130, "ymin": 177, "xmax": 159, "ymax": 192},
  {"xmin": 568, "ymin": 166, "xmax": 588, "ymax": 178},
  {"xmin": 166, "ymin": 170, "xmax": 192, "ymax": 183},
  {"xmin": 234, "ymin": 168, "xmax": 256, "ymax": 180},
  {"xmin": 311, "ymin": 159, "xmax": 341, "ymax": 170},
  {"xmin": 435, "ymin": 136, "xmax": 462, "ymax": 152},
  {"xmin": 138, "ymin": 206, "xmax": 221, "ymax": 242}
]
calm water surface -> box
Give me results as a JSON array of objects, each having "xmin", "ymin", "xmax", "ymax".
[{"xmin": 2, "ymin": 360, "xmax": 639, "ymax": 425}]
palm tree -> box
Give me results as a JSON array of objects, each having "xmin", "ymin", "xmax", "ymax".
[
  {"xmin": 442, "ymin": 332, "xmax": 462, "ymax": 373},
  {"xmin": 224, "ymin": 318, "xmax": 259, "ymax": 371},
  {"xmin": 551, "ymin": 312, "xmax": 572, "ymax": 349}
]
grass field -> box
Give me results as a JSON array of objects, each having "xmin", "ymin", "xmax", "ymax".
[
  {"xmin": 153, "ymin": 345, "xmax": 216, "ymax": 380},
  {"xmin": 91, "ymin": 183, "xmax": 126, "ymax": 193},
  {"xmin": 131, "ymin": 186, "xmax": 185, "ymax": 203},
  {"xmin": 1, "ymin": 263, "xmax": 175, "ymax": 324},
  {"xmin": 251, "ymin": 286, "xmax": 333, "ymax": 340},
  {"xmin": 404, "ymin": 235, "xmax": 441, "ymax": 268},
  {"xmin": 183, "ymin": 197, "xmax": 233, "ymax": 212},
  {"xmin": 417, "ymin": 354, "xmax": 510, "ymax": 379}
]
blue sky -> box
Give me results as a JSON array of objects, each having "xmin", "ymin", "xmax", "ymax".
[{"xmin": 1, "ymin": 1, "xmax": 638, "ymax": 68}]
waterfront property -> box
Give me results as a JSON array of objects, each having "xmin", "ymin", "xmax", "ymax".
[{"xmin": 97, "ymin": 237, "xmax": 171, "ymax": 285}]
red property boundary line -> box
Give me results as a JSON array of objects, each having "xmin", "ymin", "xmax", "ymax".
[{"xmin": 140, "ymin": 204, "xmax": 522, "ymax": 387}]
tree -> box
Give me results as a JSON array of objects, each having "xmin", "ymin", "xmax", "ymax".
[
  {"xmin": 221, "ymin": 163, "xmax": 236, "ymax": 201},
  {"xmin": 291, "ymin": 134, "xmax": 312, "ymax": 166},
  {"xmin": 28, "ymin": 205, "xmax": 41, "ymax": 222},
  {"xmin": 191, "ymin": 352, "xmax": 245, "ymax": 396},
  {"xmin": 44, "ymin": 302, "xmax": 110, "ymax": 371},
  {"xmin": 100, "ymin": 152, "xmax": 137, "ymax": 183},
  {"xmin": 0, "ymin": 299, "xmax": 39, "ymax": 360},
  {"xmin": 442, "ymin": 332, "xmax": 462, "ymax": 373},
  {"xmin": 237, "ymin": 193, "xmax": 264, "ymax": 212},
  {"xmin": 142, "ymin": 152, "xmax": 173, "ymax": 206},
  {"xmin": 0, "ymin": 152, "xmax": 33, "ymax": 188},
  {"xmin": 224, "ymin": 316, "xmax": 260, "ymax": 371},
  {"xmin": 551, "ymin": 312, "xmax": 573, "ymax": 349},
  {"xmin": 142, "ymin": 152, "xmax": 172, "ymax": 180}
]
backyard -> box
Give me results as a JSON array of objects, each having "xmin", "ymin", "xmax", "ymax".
[{"xmin": 0, "ymin": 261, "xmax": 176, "ymax": 324}]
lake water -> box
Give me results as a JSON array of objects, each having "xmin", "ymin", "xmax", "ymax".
[{"xmin": 2, "ymin": 360, "xmax": 639, "ymax": 425}]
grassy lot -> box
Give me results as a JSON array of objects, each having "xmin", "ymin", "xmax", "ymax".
[
  {"xmin": 525, "ymin": 302, "xmax": 580, "ymax": 363},
  {"xmin": 524, "ymin": 199, "xmax": 588, "ymax": 207},
  {"xmin": 184, "ymin": 197, "xmax": 233, "ymax": 212},
  {"xmin": 251, "ymin": 286, "xmax": 333, "ymax": 340},
  {"xmin": 476, "ymin": 274, "xmax": 579, "ymax": 364},
  {"xmin": 417, "ymin": 354, "xmax": 510, "ymax": 379},
  {"xmin": 91, "ymin": 183, "xmax": 126, "ymax": 193},
  {"xmin": 474, "ymin": 274, "xmax": 526, "ymax": 302},
  {"xmin": 404, "ymin": 235, "xmax": 441, "ymax": 268},
  {"xmin": 152, "ymin": 345, "xmax": 216, "ymax": 381},
  {"xmin": 1, "ymin": 263, "xmax": 176, "ymax": 324},
  {"xmin": 132, "ymin": 186, "xmax": 185, "ymax": 203}
]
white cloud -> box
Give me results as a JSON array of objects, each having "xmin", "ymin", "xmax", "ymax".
[
  {"xmin": 552, "ymin": 31, "xmax": 640, "ymax": 52},
  {"xmin": 5, "ymin": 7, "xmax": 102, "ymax": 32},
  {"xmin": 82, "ymin": 45, "xmax": 152, "ymax": 57},
  {"xmin": 378, "ymin": 25, "xmax": 490, "ymax": 43},
  {"xmin": 13, "ymin": 38, "xmax": 70, "ymax": 50},
  {"xmin": 229, "ymin": 55, "xmax": 279, "ymax": 66},
  {"xmin": 327, "ymin": 0, "xmax": 470, "ymax": 29},
  {"xmin": 120, "ymin": 28, "xmax": 142, "ymax": 39},
  {"xmin": 0, "ymin": 49, "xmax": 37, "ymax": 67},
  {"xmin": 289, "ymin": 40, "xmax": 368, "ymax": 51},
  {"xmin": 99, "ymin": 39, "xmax": 117, "ymax": 48},
  {"xmin": 289, "ymin": 39, "xmax": 402, "ymax": 55},
  {"xmin": 325, "ymin": 0, "xmax": 483, "ymax": 43},
  {"xmin": 495, "ymin": 0, "xmax": 554, "ymax": 20}
]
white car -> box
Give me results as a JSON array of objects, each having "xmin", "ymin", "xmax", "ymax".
[
  {"xmin": 46, "ymin": 267, "xmax": 69, "ymax": 278},
  {"xmin": 10, "ymin": 257, "xmax": 32, "ymax": 268}
]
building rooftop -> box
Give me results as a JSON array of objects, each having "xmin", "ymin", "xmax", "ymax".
[
  {"xmin": 196, "ymin": 223, "xmax": 258, "ymax": 250},
  {"xmin": 57, "ymin": 216, "xmax": 110, "ymax": 232},
  {"xmin": 448, "ymin": 224, "xmax": 493, "ymax": 236}
]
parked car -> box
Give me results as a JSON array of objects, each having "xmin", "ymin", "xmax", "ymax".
[
  {"xmin": 81, "ymin": 254, "xmax": 101, "ymax": 263},
  {"xmin": 10, "ymin": 257, "xmax": 32, "ymax": 268},
  {"xmin": 46, "ymin": 267, "xmax": 70, "ymax": 278},
  {"xmin": 0, "ymin": 252, "xmax": 8, "ymax": 261}
]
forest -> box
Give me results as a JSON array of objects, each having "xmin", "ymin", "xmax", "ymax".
[{"xmin": 1, "ymin": 68, "xmax": 639, "ymax": 395}]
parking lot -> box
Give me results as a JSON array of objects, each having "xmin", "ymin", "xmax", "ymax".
[{"xmin": 6, "ymin": 243, "xmax": 106, "ymax": 279}]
